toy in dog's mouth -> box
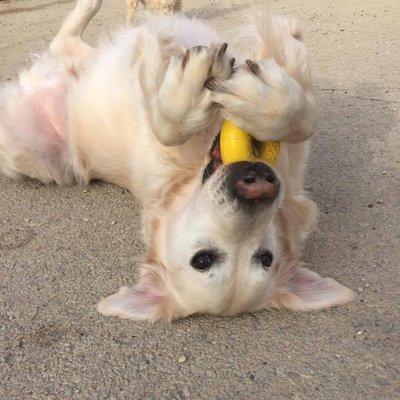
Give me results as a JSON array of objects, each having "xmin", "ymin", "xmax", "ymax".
[
  {"xmin": 203, "ymin": 121, "xmax": 281, "ymax": 183},
  {"xmin": 203, "ymin": 134, "xmax": 280, "ymax": 204}
]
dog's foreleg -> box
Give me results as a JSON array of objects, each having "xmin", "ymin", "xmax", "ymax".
[
  {"xmin": 212, "ymin": 59, "xmax": 317, "ymax": 144},
  {"xmin": 213, "ymin": 14, "xmax": 317, "ymax": 144},
  {"xmin": 150, "ymin": 44, "xmax": 234, "ymax": 146}
]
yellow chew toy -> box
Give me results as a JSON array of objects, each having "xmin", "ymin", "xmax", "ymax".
[{"xmin": 220, "ymin": 120, "xmax": 280, "ymax": 165}]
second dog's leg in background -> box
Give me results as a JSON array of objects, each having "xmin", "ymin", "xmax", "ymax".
[{"xmin": 126, "ymin": 0, "xmax": 139, "ymax": 25}]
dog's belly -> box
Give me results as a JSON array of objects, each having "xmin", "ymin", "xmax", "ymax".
[
  {"xmin": 68, "ymin": 75, "xmax": 138, "ymax": 188},
  {"xmin": 7, "ymin": 83, "xmax": 69, "ymax": 157},
  {"xmin": 0, "ymin": 77, "xmax": 74, "ymax": 183}
]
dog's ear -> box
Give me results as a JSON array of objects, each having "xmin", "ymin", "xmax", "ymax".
[
  {"xmin": 267, "ymin": 263, "xmax": 355, "ymax": 311},
  {"xmin": 96, "ymin": 264, "xmax": 178, "ymax": 323}
]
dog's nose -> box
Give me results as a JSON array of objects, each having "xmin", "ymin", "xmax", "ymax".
[{"xmin": 227, "ymin": 161, "xmax": 280, "ymax": 202}]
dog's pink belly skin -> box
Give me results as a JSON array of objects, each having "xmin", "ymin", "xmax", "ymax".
[{"xmin": 7, "ymin": 83, "xmax": 69, "ymax": 157}]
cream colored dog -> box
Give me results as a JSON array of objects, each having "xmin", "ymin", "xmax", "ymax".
[
  {"xmin": 0, "ymin": 0, "xmax": 354, "ymax": 322},
  {"xmin": 126, "ymin": 0, "xmax": 182, "ymax": 25}
]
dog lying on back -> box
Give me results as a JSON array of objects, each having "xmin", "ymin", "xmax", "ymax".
[{"xmin": 0, "ymin": 0, "xmax": 354, "ymax": 322}]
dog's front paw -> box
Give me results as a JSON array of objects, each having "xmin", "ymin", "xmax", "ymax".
[
  {"xmin": 209, "ymin": 42, "xmax": 235, "ymax": 82},
  {"xmin": 212, "ymin": 59, "xmax": 317, "ymax": 143},
  {"xmin": 179, "ymin": 43, "xmax": 234, "ymax": 94},
  {"xmin": 152, "ymin": 44, "xmax": 234, "ymax": 146},
  {"xmin": 159, "ymin": 44, "xmax": 233, "ymax": 120}
]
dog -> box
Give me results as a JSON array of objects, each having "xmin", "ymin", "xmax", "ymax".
[
  {"xmin": 0, "ymin": 0, "xmax": 354, "ymax": 323},
  {"xmin": 126, "ymin": 0, "xmax": 182, "ymax": 25}
]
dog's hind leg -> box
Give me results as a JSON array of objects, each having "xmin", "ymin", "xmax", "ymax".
[
  {"xmin": 49, "ymin": 0, "xmax": 103, "ymax": 69},
  {"xmin": 0, "ymin": 1, "xmax": 103, "ymax": 184}
]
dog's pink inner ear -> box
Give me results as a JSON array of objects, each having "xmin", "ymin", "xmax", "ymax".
[
  {"xmin": 268, "ymin": 267, "xmax": 355, "ymax": 311},
  {"xmin": 97, "ymin": 268, "xmax": 176, "ymax": 323}
]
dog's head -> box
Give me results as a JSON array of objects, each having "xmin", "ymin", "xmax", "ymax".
[{"xmin": 97, "ymin": 141, "xmax": 354, "ymax": 322}]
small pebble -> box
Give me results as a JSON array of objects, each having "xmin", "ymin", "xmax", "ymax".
[
  {"xmin": 83, "ymin": 189, "xmax": 87, "ymax": 193},
  {"xmin": 357, "ymin": 330, "xmax": 363, "ymax": 336},
  {"xmin": 376, "ymin": 198, "xmax": 383, "ymax": 204},
  {"xmin": 71, "ymin": 374, "xmax": 82, "ymax": 384},
  {"xmin": 382, "ymin": 171, "xmax": 386, "ymax": 175},
  {"xmin": 367, "ymin": 203, "xmax": 374, "ymax": 208},
  {"xmin": 25, "ymin": 218, "xmax": 31, "ymax": 222},
  {"xmin": 110, "ymin": 220, "xmax": 116, "ymax": 226},
  {"xmin": 357, "ymin": 287, "xmax": 364, "ymax": 293},
  {"xmin": 249, "ymin": 374, "xmax": 255, "ymax": 381},
  {"xmin": 138, "ymin": 362, "xmax": 148, "ymax": 371},
  {"xmin": 178, "ymin": 355, "xmax": 187, "ymax": 363},
  {"xmin": 82, "ymin": 217, "xmax": 89, "ymax": 222},
  {"xmin": 365, "ymin": 283, "xmax": 370, "ymax": 288}
]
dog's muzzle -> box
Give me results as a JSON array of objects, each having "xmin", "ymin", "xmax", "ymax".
[{"xmin": 226, "ymin": 161, "xmax": 280, "ymax": 204}]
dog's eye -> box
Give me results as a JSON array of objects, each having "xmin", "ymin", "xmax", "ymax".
[
  {"xmin": 191, "ymin": 251, "xmax": 216, "ymax": 272},
  {"xmin": 259, "ymin": 250, "xmax": 273, "ymax": 269}
]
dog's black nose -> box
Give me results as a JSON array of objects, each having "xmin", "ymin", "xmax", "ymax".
[{"xmin": 227, "ymin": 161, "xmax": 280, "ymax": 203}]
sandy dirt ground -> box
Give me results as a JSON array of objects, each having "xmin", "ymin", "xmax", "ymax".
[{"xmin": 1, "ymin": 0, "xmax": 399, "ymax": 399}]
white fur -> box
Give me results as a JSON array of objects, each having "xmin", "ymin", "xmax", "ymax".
[{"xmin": 0, "ymin": 0, "xmax": 354, "ymax": 323}]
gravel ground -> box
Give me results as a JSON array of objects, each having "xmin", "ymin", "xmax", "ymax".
[{"xmin": 1, "ymin": 0, "xmax": 399, "ymax": 399}]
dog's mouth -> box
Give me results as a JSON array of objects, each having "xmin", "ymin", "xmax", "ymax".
[{"xmin": 202, "ymin": 134, "xmax": 223, "ymax": 183}]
